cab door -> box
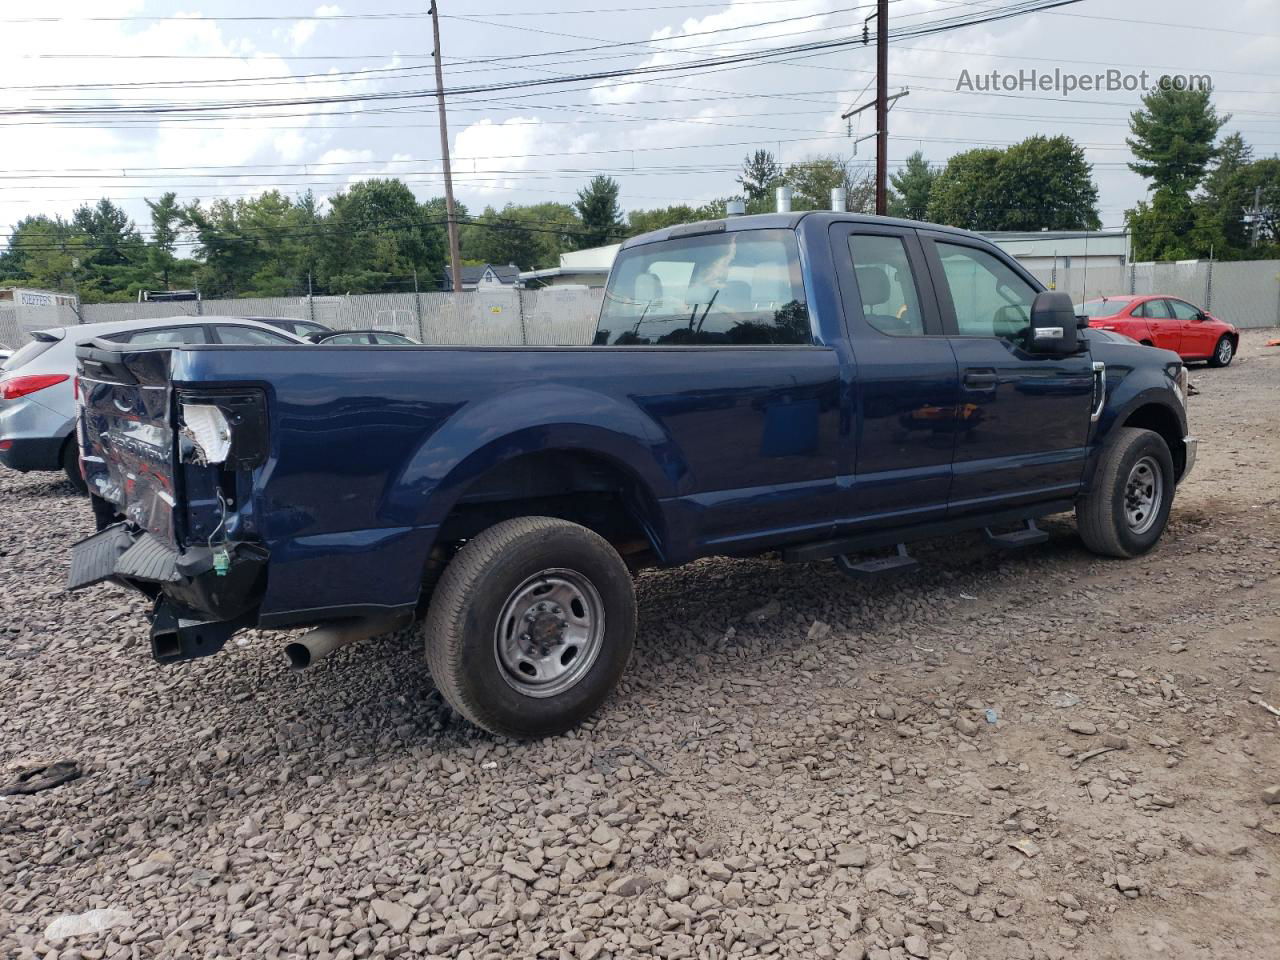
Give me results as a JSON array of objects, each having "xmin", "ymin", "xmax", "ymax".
[
  {"xmin": 1167, "ymin": 298, "xmax": 1209, "ymax": 356},
  {"xmin": 830, "ymin": 222, "xmax": 959, "ymax": 531},
  {"xmin": 920, "ymin": 234, "xmax": 1095, "ymax": 513}
]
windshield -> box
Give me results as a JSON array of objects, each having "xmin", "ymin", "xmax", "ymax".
[
  {"xmin": 597, "ymin": 228, "xmax": 810, "ymax": 345},
  {"xmin": 1076, "ymin": 298, "xmax": 1128, "ymax": 318}
]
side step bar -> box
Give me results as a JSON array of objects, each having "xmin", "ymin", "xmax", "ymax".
[
  {"xmin": 783, "ymin": 499, "xmax": 1073, "ymax": 564},
  {"xmin": 835, "ymin": 543, "xmax": 919, "ymax": 579},
  {"xmin": 983, "ymin": 519, "xmax": 1049, "ymax": 549}
]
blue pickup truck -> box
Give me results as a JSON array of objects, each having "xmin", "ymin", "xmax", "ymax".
[{"xmin": 69, "ymin": 213, "xmax": 1195, "ymax": 737}]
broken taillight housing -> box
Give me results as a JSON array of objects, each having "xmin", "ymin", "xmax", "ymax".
[{"xmin": 177, "ymin": 389, "xmax": 269, "ymax": 470}]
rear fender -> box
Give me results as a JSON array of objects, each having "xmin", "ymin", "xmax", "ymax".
[{"xmin": 389, "ymin": 384, "xmax": 681, "ymax": 530}]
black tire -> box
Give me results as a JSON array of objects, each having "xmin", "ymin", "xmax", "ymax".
[
  {"xmin": 1208, "ymin": 335, "xmax": 1235, "ymax": 367},
  {"xmin": 422, "ymin": 517, "xmax": 636, "ymax": 738},
  {"xmin": 61, "ymin": 439, "xmax": 87, "ymax": 494},
  {"xmin": 1076, "ymin": 427, "xmax": 1175, "ymax": 558}
]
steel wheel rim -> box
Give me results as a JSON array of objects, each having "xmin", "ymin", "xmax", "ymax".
[
  {"xmin": 1218, "ymin": 339, "xmax": 1232, "ymax": 363},
  {"xmin": 494, "ymin": 568, "xmax": 605, "ymax": 698},
  {"xmin": 1123, "ymin": 455, "xmax": 1164, "ymax": 535}
]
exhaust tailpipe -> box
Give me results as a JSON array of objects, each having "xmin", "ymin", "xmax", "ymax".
[{"xmin": 284, "ymin": 613, "xmax": 410, "ymax": 670}]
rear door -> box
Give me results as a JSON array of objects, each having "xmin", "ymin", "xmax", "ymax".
[
  {"xmin": 830, "ymin": 222, "xmax": 958, "ymax": 530},
  {"xmin": 921, "ymin": 234, "xmax": 1094, "ymax": 512}
]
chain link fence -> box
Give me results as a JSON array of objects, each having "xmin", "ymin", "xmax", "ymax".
[
  {"xmin": 5, "ymin": 257, "xmax": 1278, "ymax": 349},
  {"xmin": 63, "ymin": 288, "xmax": 606, "ymax": 347},
  {"xmin": 1026, "ymin": 259, "xmax": 1280, "ymax": 328}
]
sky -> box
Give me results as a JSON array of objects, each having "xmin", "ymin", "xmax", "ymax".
[{"xmin": 1, "ymin": 0, "xmax": 1278, "ymax": 242}]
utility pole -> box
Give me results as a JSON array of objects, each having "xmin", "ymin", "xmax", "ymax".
[
  {"xmin": 1244, "ymin": 185, "xmax": 1264, "ymax": 248},
  {"xmin": 874, "ymin": 0, "xmax": 888, "ymax": 215},
  {"xmin": 430, "ymin": 2, "xmax": 464, "ymax": 292},
  {"xmin": 844, "ymin": 2, "xmax": 904, "ymax": 215}
]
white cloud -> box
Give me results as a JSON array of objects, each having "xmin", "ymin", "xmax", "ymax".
[{"xmin": 290, "ymin": 5, "xmax": 342, "ymax": 52}]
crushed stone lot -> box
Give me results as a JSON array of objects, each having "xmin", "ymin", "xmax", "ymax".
[{"xmin": 2, "ymin": 330, "xmax": 1278, "ymax": 960}]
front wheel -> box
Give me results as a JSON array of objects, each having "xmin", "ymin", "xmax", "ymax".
[
  {"xmin": 1076, "ymin": 427, "xmax": 1175, "ymax": 558},
  {"xmin": 422, "ymin": 517, "xmax": 636, "ymax": 738},
  {"xmin": 1209, "ymin": 335, "xmax": 1234, "ymax": 367}
]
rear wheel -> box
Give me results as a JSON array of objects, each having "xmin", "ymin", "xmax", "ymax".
[
  {"xmin": 422, "ymin": 517, "xmax": 636, "ymax": 738},
  {"xmin": 1076, "ymin": 427, "xmax": 1175, "ymax": 558},
  {"xmin": 61, "ymin": 439, "xmax": 87, "ymax": 494},
  {"xmin": 1209, "ymin": 335, "xmax": 1234, "ymax": 367}
]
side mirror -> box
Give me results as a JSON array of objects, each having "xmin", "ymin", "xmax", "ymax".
[{"xmin": 1025, "ymin": 291, "xmax": 1079, "ymax": 355}]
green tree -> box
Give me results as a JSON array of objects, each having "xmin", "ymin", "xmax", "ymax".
[
  {"xmin": 1127, "ymin": 80, "xmax": 1227, "ymax": 195},
  {"xmin": 888, "ymin": 151, "xmax": 937, "ymax": 220},
  {"xmin": 626, "ymin": 205, "xmax": 704, "ymax": 236},
  {"xmin": 574, "ymin": 175, "xmax": 623, "ymax": 248},
  {"xmin": 316, "ymin": 179, "xmax": 445, "ymax": 293},
  {"xmin": 926, "ymin": 138, "xmax": 1099, "ymax": 231},
  {"xmin": 1191, "ymin": 135, "xmax": 1280, "ymax": 258},
  {"xmin": 0, "ymin": 215, "xmax": 91, "ymax": 293},
  {"xmin": 737, "ymin": 149, "xmax": 781, "ymax": 210},
  {"xmin": 926, "ymin": 148, "xmax": 1004, "ymax": 229},
  {"xmin": 781, "ymin": 155, "xmax": 874, "ymax": 212},
  {"xmin": 1125, "ymin": 79, "xmax": 1228, "ymax": 259},
  {"xmin": 995, "ymin": 136, "xmax": 1100, "ymax": 230},
  {"xmin": 460, "ymin": 202, "xmax": 579, "ymax": 269},
  {"xmin": 145, "ymin": 192, "xmax": 183, "ymax": 289}
]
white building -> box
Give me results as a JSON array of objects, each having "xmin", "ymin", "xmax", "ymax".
[
  {"xmin": 520, "ymin": 243, "xmax": 621, "ymax": 289},
  {"xmin": 983, "ymin": 229, "xmax": 1131, "ymax": 272}
]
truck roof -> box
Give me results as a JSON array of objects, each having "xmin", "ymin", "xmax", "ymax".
[{"xmin": 619, "ymin": 210, "xmax": 993, "ymax": 251}]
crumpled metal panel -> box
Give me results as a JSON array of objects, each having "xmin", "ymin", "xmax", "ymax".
[{"xmin": 78, "ymin": 350, "xmax": 178, "ymax": 546}]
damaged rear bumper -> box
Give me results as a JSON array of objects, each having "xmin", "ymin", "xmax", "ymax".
[{"xmin": 67, "ymin": 522, "xmax": 266, "ymax": 663}]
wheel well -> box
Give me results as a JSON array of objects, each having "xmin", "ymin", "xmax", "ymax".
[
  {"xmin": 1123, "ymin": 403, "xmax": 1185, "ymax": 477},
  {"xmin": 437, "ymin": 450, "xmax": 664, "ymax": 565},
  {"xmin": 1139, "ymin": 339, "xmax": 1153, "ymax": 346}
]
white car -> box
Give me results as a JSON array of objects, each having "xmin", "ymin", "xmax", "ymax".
[{"xmin": 0, "ymin": 316, "xmax": 304, "ymax": 491}]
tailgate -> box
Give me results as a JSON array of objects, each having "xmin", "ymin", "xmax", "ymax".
[{"xmin": 76, "ymin": 342, "xmax": 180, "ymax": 544}]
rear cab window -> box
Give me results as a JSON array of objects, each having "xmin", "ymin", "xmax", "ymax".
[{"xmin": 597, "ymin": 228, "xmax": 811, "ymax": 345}]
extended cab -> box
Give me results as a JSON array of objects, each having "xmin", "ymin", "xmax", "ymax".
[{"xmin": 69, "ymin": 213, "xmax": 1196, "ymax": 737}]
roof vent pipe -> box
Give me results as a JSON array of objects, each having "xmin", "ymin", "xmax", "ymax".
[
  {"xmin": 831, "ymin": 187, "xmax": 847, "ymax": 212},
  {"xmin": 776, "ymin": 185, "xmax": 792, "ymax": 213},
  {"xmin": 725, "ymin": 199, "xmax": 746, "ymax": 217}
]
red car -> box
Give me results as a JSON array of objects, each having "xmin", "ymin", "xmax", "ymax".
[{"xmin": 1077, "ymin": 295, "xmax": 1239, "ymax": 366}]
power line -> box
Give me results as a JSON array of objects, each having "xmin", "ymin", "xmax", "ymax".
[{"xmin": 0, "ymin": 1, "xmax": 829, "ymax": 23}]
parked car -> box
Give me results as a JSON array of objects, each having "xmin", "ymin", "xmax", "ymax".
[
  {"xmin": 1077, "ymin": 295, "xmax": 1238, "ymax": 366},
  {"xmin": 1, "ymin": 316, "xmax": 304, "ymax": 491},
  {"xmin": 307, "ymin": 330, "xmax": 419, "ymax": 345},
  {"xmin": 244, "ymin": 316, "xmax": 333, "ymax": 340},
  {"xmin": 0, "ymin": 343, "xmax": 12, "ymax": 365},
  {"xmin": 69, "ymin": 213, "xmax": 1195, "ymax": 739}
]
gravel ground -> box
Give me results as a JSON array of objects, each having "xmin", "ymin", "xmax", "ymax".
[{"xmin": 2, "ymin": 330, "xmax": 1278, "ymax": 960}]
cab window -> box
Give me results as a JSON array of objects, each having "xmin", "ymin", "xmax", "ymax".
[
  {"xmin": 935, "ymin": 243, "xmax": 1036, "ymax": 341},
  {"xmin": 598, "ymin": 229, "xmax": 811, "ymax": 345},
  {"xmin": 847, "ymin": 234, "xmax": 924, "ymax": 337}
]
